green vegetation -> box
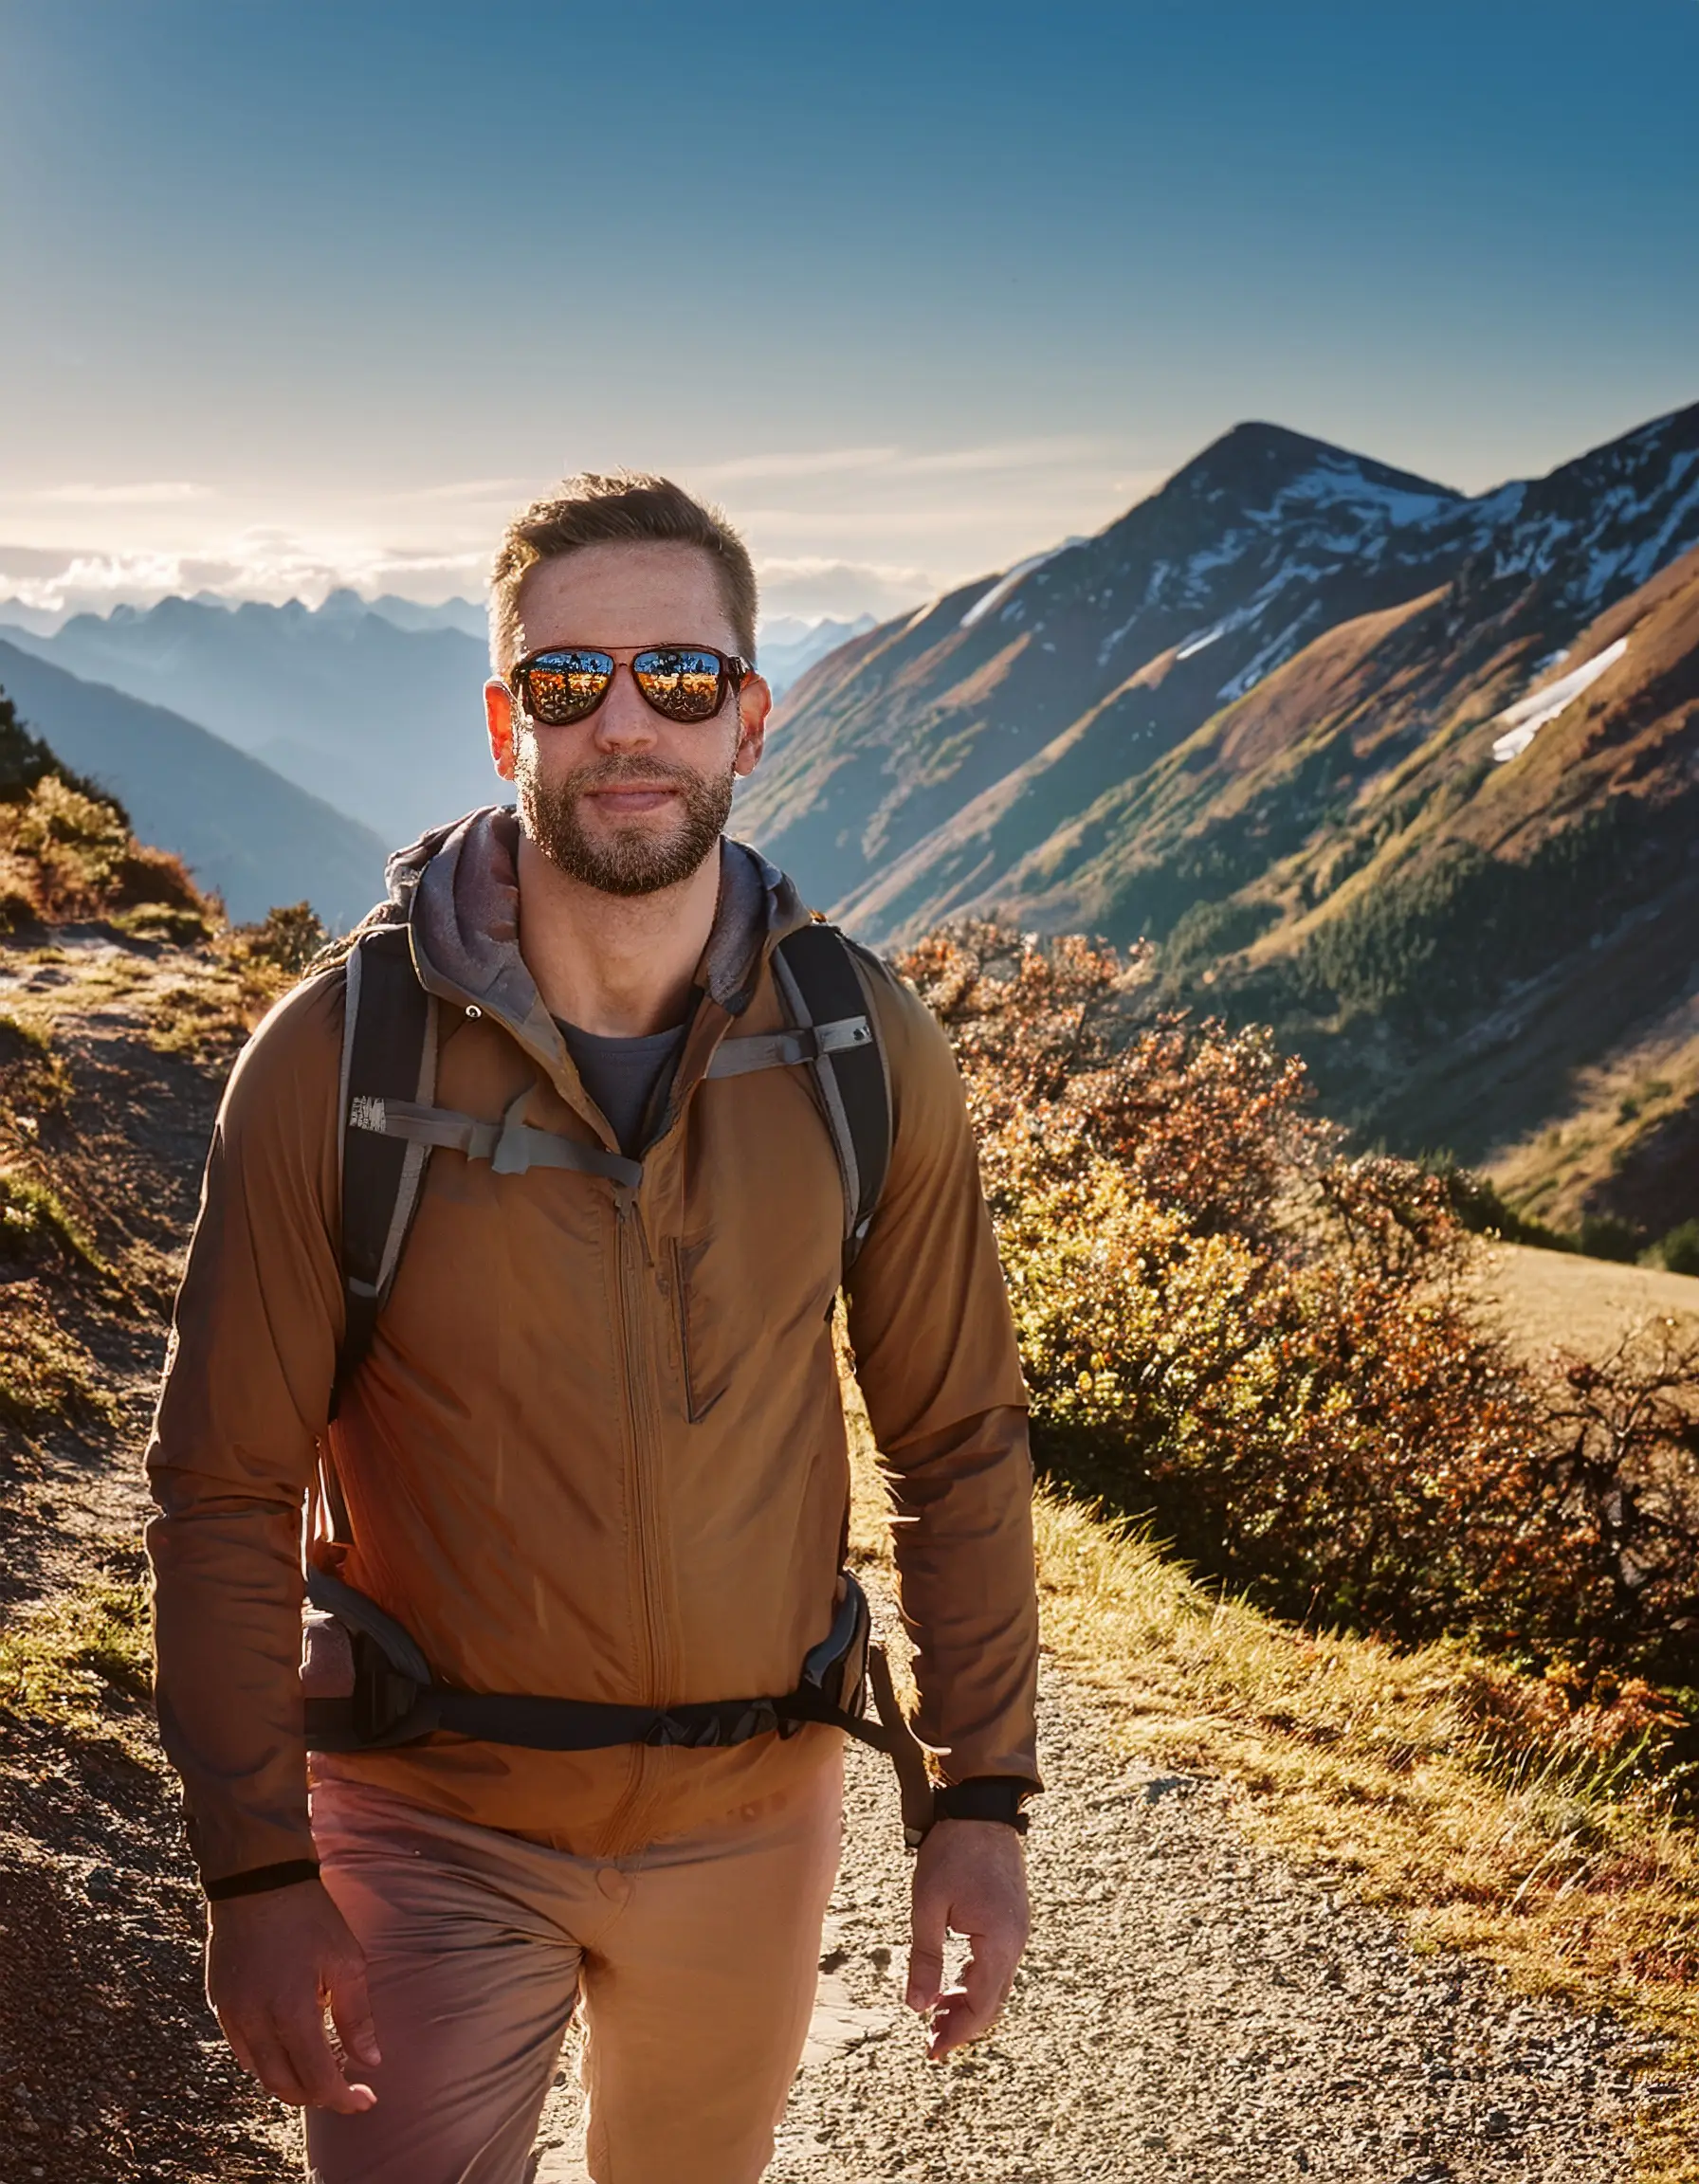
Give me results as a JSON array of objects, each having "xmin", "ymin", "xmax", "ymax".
[
  {"xmin": 1, "ymin": 688, "xmax": 209, "ymax": 930},
  {"xmin": 0, "ymin": 1169, "xmax": 105, "ymax": 1275},
  {"xmin": 0, "ymin": 1314, "xmax": 113, "ymax": 1435},
  {"xmin": 107, "ymin": 901, "xmax": 215, "ymax": 944},
  {"xmin": 237, "ymin": 899, "xmax": 328, "ymax": 974},
  {"xmin": 1657, "ymin": 1223, "xmax": 1699, "ymax": 1278},
  {"xmin": 0, "ymin": 1566, "xmax": 152, "ymax": 1741},
  {"xmin": 1292, "ymin": 806, "xmax": 1666, "ymax": 1032}
]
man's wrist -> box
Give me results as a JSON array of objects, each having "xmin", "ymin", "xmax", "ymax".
[
  {"xmin": 204, "ymin": 1858, "xmax": 321, "ymax": 1902},
  {"xmin": 932, "ymin": 1776, "xmax": 1035, "ymax": 1833}
]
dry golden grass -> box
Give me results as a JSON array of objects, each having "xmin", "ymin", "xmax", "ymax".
[
  {"xmin": 843, "ymin": 1363, "xmax": 1699, "ymax": 2180},
  {"xmin": 1474, "ymin": 1240, "xmax": 1699, "ymax": 1366}
]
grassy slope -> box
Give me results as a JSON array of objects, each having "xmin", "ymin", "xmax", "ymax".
[{"xmin": 992, "ymin": 544, "xmax": 1699, "ymax": 1213}]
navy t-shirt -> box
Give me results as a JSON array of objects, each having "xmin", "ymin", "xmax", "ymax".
[{"xmin": 556, "ymin": 1017, "xmax": 689, "ymax": 1156}]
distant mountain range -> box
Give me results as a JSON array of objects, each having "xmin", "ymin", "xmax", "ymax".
[
  {"xmin": 0, "ymin": 639, "xmax": 386, "ymax": 926},
  {"xmin": 1, "ymin": 592, "xmax": 499, "ymax": 846},
  {"xmin": 740, "ymin": 401, "xmax": 1699, "ymax": 1230},
  {"xmin": 0, "ymin": 591, "xmax": 874, "ymax": 841}
]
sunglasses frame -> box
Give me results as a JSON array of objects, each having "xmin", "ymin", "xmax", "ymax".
[{"xmin": 509, "ymin": 644, "xmax": 754, "ymax": 728}]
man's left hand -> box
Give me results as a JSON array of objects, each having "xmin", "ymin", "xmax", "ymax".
[{"xmin": 904, "ymin": 1818, "xmax": 1030, "ymax": 2059}]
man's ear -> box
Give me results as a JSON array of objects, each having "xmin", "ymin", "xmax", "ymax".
[
  {"xmin": 733, "ymin": 672, "xmax": 772, "ymax": 779},
  {"xmin": 485, "ymin": 679, "xmax": 518, "ymax": 782}
]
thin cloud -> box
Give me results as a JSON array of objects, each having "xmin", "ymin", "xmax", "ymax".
[
  {"xmin": 395, "ymin": 478, "xmax": 531, "ymax": 504},
  {"xmin": 690, "ymin": 447, "xmax": 901, "ymax": 485},
  {"xmin": 690, "ymin": 438, "xmax": 1109, "ymax": 487},
  {"xmin": 33, "ymin": 482, "xmax": 215, "ymax": 506},
  {"xmin": 0, "ymin": 533, "xmax": 487, "ymax": 617}
]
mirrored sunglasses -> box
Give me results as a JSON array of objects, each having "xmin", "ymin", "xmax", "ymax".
[{"xmin": 511, "ymin": 646, "xmax": 751, "ymax": 727}]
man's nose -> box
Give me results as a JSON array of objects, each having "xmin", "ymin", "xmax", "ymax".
[{"xmin": 591, "ymin": 664, "xmax": 661, "ymax": 749}]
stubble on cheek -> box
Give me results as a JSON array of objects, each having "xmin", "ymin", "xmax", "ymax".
[{"xmin": 513, "ymin": 738, "xmax": 737, "ymax": 897}]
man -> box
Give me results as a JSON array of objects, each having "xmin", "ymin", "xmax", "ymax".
[{"xmin": 146, "ymin": 474, "xmax": 1040, "ymax": 2184}]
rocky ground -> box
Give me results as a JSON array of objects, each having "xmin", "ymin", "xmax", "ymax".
[
  {"xmin": 1, "ymin": 930, "xmax": 300, "ymax": 2182},
  {"xmin": 1, "ymin": 932, "xmax": 1683, "ymax": 2183},
  {"xmin": 529, "ymin": 1629, "xmax": 1672, "ymax": 2184}
]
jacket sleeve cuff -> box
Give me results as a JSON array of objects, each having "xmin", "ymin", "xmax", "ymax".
[
  {"xmin": 932, "ymin": 1776, "xmax": 1036, "ymax": 1831},
  {"xmin": 204, "ymin": 1858, "xmax": 321, "ymax": 1902}
]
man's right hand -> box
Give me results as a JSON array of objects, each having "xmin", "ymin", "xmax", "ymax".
[{"xmin": 207, "ymin": 1879, "xmax": 380, "ymax": 2112}]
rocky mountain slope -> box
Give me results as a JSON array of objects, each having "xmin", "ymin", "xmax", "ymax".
[
  {"xmin": 0, "ymin": 641, "xmax": 387, "ymax": 927},
  {"xmin": 740, "ymin": 401, "xmax": 1699, "ymax": 1227},
  {"xmin": 5, "ymin": 592, "xmax": 498, "ymax": 844}
]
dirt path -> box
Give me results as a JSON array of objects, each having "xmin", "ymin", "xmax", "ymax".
[
  {"xmin": 524, "ymin": 1628, "xmax": 1670, "ymax": 2184},
  {"xmin": 2, "ymin": 931, "xmax": 298, "ymax": 2182},
  {"xmin": 2, "ymin": 939, "xmax": 1679, "ymax": 2183}
]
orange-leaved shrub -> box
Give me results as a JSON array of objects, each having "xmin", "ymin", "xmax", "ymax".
[{"xmin": 897, "ymin": 921, "xmax": 1699, "ymax": 1691}]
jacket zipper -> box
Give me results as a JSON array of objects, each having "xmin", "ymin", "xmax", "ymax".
[{"xmin": 610, "ymin": 1184, "xmax": 673, "ymax": 1836}]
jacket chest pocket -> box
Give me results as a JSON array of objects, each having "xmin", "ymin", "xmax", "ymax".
[
  {"xmin": 670, "ymin": 1234, "xmax": 726, "ymax": 1424},
  {"xmin": 667, "ymin": 1227, "xmax": 842, "ymax": 1426}
]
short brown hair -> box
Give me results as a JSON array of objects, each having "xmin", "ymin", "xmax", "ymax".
[{"xmin": 488, "ymin": 472, "xmax": 758, "ymax": 673}]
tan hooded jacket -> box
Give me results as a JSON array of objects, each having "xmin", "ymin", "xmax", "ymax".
[{"xmin": 146, "ymin": 812, "xmax": 1037, "ymax": 1888}]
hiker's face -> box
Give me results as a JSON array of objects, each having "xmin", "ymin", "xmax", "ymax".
[{"xmin": 485, "ymin": 543, "xmax": 770, "ymax": 897}]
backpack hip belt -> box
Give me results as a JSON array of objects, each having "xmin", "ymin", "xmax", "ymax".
[{"xmin": 302, "ymin": 1565, "xmax": 936, "ymax": 1847}]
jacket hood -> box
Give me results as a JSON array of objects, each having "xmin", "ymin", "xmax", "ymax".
[{"xmin": 378, "ymin": 805, "xmax": 808, "ymax": 1046}]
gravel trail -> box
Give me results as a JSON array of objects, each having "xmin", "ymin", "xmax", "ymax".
[{"xmin": 529, "ymin": 1642, "xmax": 1672, "ymax": 2184}]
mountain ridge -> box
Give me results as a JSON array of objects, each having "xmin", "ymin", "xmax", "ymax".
[
  {"xmin": 4, "ymin": 593, "xmax": 498, "ymax": 844},
  {"xmin": 741, "ymin": 401, "xmax": 1699, "ymax": 940},
  {"xmin": 740, "ymin": 398, "xmax": 1699, "ymax": 1230},
  {"xmin": 0, "ymin": 638, "xmax": 387, "ymax": 926}
]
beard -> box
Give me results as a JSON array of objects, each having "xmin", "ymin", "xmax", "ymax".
[{"xmin": 513, "ymin": 740, "xmax": 736, "ymax": 897}]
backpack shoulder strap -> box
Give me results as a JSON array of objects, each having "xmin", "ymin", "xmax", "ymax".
[
  {"xmin": 770, "ymin": 921, "xmax": 892, "ymax": 1272},
  {"xmin": 333, "ymin": 923, "xmax": 439, "ymax": 1410}
]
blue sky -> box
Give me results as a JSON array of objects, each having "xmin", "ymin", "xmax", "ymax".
[{"xmin": 2, "ymin": 0, "xmax": 1695, "ymax": 623}]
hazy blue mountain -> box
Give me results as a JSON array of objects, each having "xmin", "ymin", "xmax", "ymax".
[
  {"xmin": 0, "ymin": 599, "xmax": 65, "ymax": 637},
  {"xmin": 757, "ymin": 614, "xmax": 877, "ymax": 698},
  {"xmin": 0, "ymin": 639, "xmax": 388, "ymax": 927},
  {"xmin": 6, "ymin": 593, "xmax": 499, "ymax": 843},
  {"xmin": 360, "ymin": 592, "xmax": 489, "ymax": 640}
]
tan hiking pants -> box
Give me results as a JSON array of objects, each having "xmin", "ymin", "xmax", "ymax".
[{"xmin": 303, "ymin": 1754, "xmax": 844, "ymax": 2184}]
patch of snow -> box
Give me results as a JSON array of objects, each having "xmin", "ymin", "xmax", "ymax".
[
  {"xmin": 1490, "ymin": 637, "xmax": 1628, "ymax": 763},
  {"xmin": 1251, "ymin": 462, "xmax": 1459, "ymax": 531},
  {"xmin": 1214, "ymin": 606, "xmax": 1323, "ymax": 702},
  {"xmin": 959, "ymin": 538, "xmax": 1086, "ymax": 629}
]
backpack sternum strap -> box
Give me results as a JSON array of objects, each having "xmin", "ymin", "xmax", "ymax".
[
  {"xmin": 351, "ymin": 1088, "xmax": 643, "ymax": 1188},
  {"xmin": 705, "ymin": 1015, "xmax": 874, "ymax": 1078}
]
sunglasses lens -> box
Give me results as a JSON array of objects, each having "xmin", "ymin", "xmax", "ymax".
[
  {"xmin": 521, "ymin": 651, "xmax": 614, "ymax": 724},
  {"xmin": 632, "ymin": 648, "xmax": 726, "ymax": 722}
]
